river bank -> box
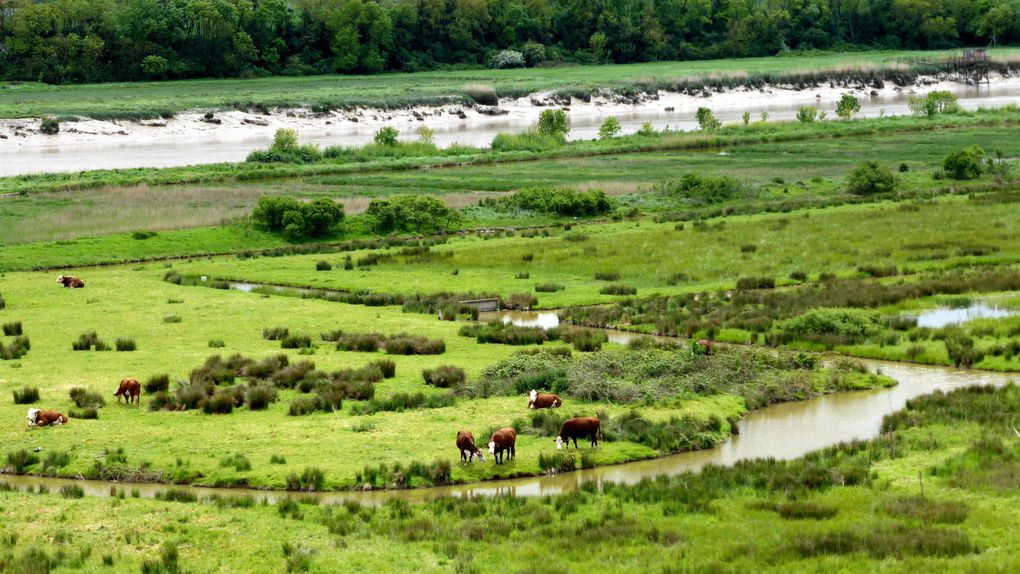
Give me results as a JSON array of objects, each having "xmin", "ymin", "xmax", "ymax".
[{"xmin": 2, "ymin": 74, "xmax": 1019, "ymax": 177}]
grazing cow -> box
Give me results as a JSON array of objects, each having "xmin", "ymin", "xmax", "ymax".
[
  {"xmin": 114, "ymin": 378, "xmax": 142, "ymax": 405},
  {"xmin": 456, "ymin": 430, "xmax": 485, "ymax": 463},
  {"xmin": 528, "ymin": 389, "xmax": 562, "ymax": 409},
  {"xmin": 488, "ymin": 428, "xmax": 517, "ymax": 464},
  {"xmin": 56, "ymin": 275, "xmax": 85, "ymax": 288},
  {"xmin": 26, "ymin": 408, "xmax": 68, "ymax": 427},
  {"xmin": 697, "ymin": 338, "xmax": 714, "ymax": 355},
  {"xmin": 555, "ymin": 417, "xmax": 601, "ymax": 450}
]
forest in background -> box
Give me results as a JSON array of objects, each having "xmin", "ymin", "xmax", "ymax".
[{"xmin": 0, "ymin": 0, "xmax": 1018, "ymax": 85}]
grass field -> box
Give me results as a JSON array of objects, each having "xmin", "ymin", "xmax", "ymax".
[
  {"xmin": 3, "ymin": 49, "xmax": 1019, "ymax": 119},
  {"xmin": 1, "ymin": 384, "xmax": 1016, "ymax": 573}
]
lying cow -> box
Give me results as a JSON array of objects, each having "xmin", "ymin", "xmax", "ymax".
[
  {"xmin": 456, "ymin": 430, "xmax": 485, "ymax": 463},
  {"xmin": 488, "ymin": 427, "xmax": 517, "ymax": 465},
  {"xmin": 114, "ymin": 378, "xmax": 141, "ymax": 405},
  {"xmin": 697, "ymin": 338, "xmax": 714, "ymax": 355},
  {"xmin": 556, "ymin": 417, "xmax": 601, "ymax": 450},
  {"xmin": 56, "ymin": 275, "xmax": 85, "ymax": 288},
  {"xmin": 528, "ymin": 389, "xmax": 562, "ymax": 409},
  {"xmin": 26, "ymin": 408, "xmax": 68, "ymax": 427}
]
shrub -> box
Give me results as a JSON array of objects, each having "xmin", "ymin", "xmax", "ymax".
[
  {"xmin": 365, "ymin": 195, "xmax": 459, "ymax": 234},
  {"xmin": 69, "ymin": 407, "xmax": 99, "ymax": 420},
  {"xmin": 489, "ymin": 49, "xmax": 525, "ymax": 69},
  {"xmin": 790, "ymin": 270, "xmax": 808, "ymax": 282},
  {"xmin": 315, "ymin": 260, "xmax": 332, "ymax": 271},
  {"xmin": 537, "ymin": 109, "xmax": 569, "ymax": 140},
  {"xmin": 251, "ymin": 197, "xmax": 344, "ymax": 240},
  {"xmin": 336, "ymin": 332, "xmax": 383, "ymax": 352},
  {"xmin": 203, "ymin": 393, "xmax": 236, "ymax": 414},
  {"xmin": 796, "ymin": 106, "xmax": 818, "ymax": 123},
  {"xmin": 600, "ymin": 284, "xmax": 637, "ymax": 296},
  {"xmin": 13, "ymin": 386, "xmax": 39, "ymax": 404},
  {"xmin": 288, "ymin": 395, "xmax": 324, "ymax": 416},
  {"xmin": 847, "ymin": 161, "xmax": 898, "ymax": 195},
  {"xmin": 942, "ymin": 146, "xmax": 985, "ymax": 180},
  {"xmin": 69, "ymin": 387, "xmax": 105, "ymax": 408},
  {"xmin": 490, "ymin": 130, "xmax": 564, "ymax": 152},
  {"xmin": 835, "ymin": 94, "xmax": 861, "ymax": 120},
  {"xmin": 775, "ymin": 308, "xmax": 882, "ymax": 346},
  {"xmin": 246, "ymin": 128, "xmax": 322, "ymax": 163},
  {"xmin": 263, "ymin": 327, "xmax": 290, "ymax": 340},
  {"xmin": 535, "ymin": 283, "xmax": 564, "ymax": 293},
  {"xmin": 382, "ymin": 336, "xmax": 446, "ymax": 355},
  {"xmin": 485, "ymin": 187, "xmax": 612, "ymax": 217},
  {"xmin": 695, "ymin": 107, "xmax": 720, "ymax": 131},
  {"xmin": 374, "ymin": 126, "xmax": 399, "ymax": 146},
  {"xmin": 599, "ymin": 116, "xmax": 621, "ymax": 139},
  {"xmin": 416, "ymin": 125, "xmax": 434, "ymax": 144},
  {"xmin": 144, "ymin": 374, "xmax": 170, "ymax": 393},
  {"xmin": 660, "ymin": 173, "xmax": 745, "ymax": 205},
  {"xmin": 281, "ymin": 334, "xmax": 313, "ymax": 349},
  {"xmin": 372, "ymin": 359, "xmax": 396, "ymax": 379},
  {"xmin": 909, "ymin": 90, "xmax": 959, "ymax": 117},
  {"xmin": 286, "ymin": 467, "xmax": 325, "ymax": 491},
  {"xmin": 162, "ymin": 315, "xmax": 182, "ymax": 323},
  {"xmin": 40, "ymin": 118, "xmax": 60, "ymax": 134},
  {"xmin": 72, "ymin": 331, "xmax": 107, "ymax": 351},
  {"xmin": 562, "ymin": 328, "xmax": 607, "ymax": 352},
  {"xmin": 270, "ymin": 454, "xmax": 287, "ymax": 464},
  {"xmin": 506, "ymin": 293, "xmax": 538, "ymax": 309},
  {"xmin": 246, "ymin": 385, "xmax": 278, "ymax": 410},
  {"xmin": 220, "ymin": 453, "xmax": 252, "ymax": 472},
  {"xmin": 422, "ymin": 365, "xmax": 467, "ymax": 388},
  {"xmin": 460, "ymin": 322, "xmax": 549, "ymax": 345},
  {"xmin": 6, "ymin": 449, "xmax": 39, "ymax": 474},
  {"xmin": 115, "ymin": 338, "xmax": 137, "ymax": 352},
  {"xmin": 2, "ymin": 321, "xmax": 22, "ymax": 336},
  {"xmin": 209, "ymin": 339, "xmax": 226, "ymax": 348},
  {"xmin": 736, "ymin": 276, "xmax": 776, "ymax": 290},
  {"xmin": 594, "ymin": 271, "xmax": 620, "ymax": 281}
]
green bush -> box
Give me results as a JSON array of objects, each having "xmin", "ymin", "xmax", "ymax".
[
  {"xmin": 246, "ymin": 129, "xmax": 322, "ymax": 163},
  {"xmin": 12, "ymin": 386, "xmax": 39, "ymax": 404},
  {"xmin": 144, "ymin": 374, "xmax": 170, "ymax": 393},
  {"xmin": 695, "ymin": 107, "xmax": 720, "ymax": 131},
  {"xmin": 599, "ymin": 116, "xmax": 621, "ymax": 139},
  {"xmin": 775, "ymin": 308, "xmax": 883, "ymax": 346},
  {"xmin": 115, "ymin": 338, "xmax": 137, "ymax": 352},
  {"xmin": 846, "ymin": 161, "xmax": 898, "ymax": 195},
  {"xmin": 2, "ymin": 321, "xmax": 22, "ymax": 336},
  {"xmin": 488, "ymin": 49, "xmax": 525, "ymax": 69},
  {"xmin": 942, "ymin": 146, "xmax": 985, "ymax": 180},
  {"xmin": 659, "ymin": 173, "xmax": 745, "ymax": 206},
  {"xmin": 252, "ymin": 197, "xmax": 345, "ymax": 240},
  {"xmin": 69, "ymin": 387, "xmax": 105, "ymax": 408},
  {"xmin": 365, "ymin": 195, "xmax": 459, "ymax": 234},
  {"xmin": 536, "ymin": 109, "xmax": 569, "ymax": 140},
  {"xmin": 422, "ymin": 365, "xmax": 467, "ymax": 388},
  {"xmin": 796, "ymin": 106, "xmax": 818, "ymax": 123},
  {"xmin": 483, "ymin": 187, "xmax": 612, "ymax": 217},
  {"xmin": 40, "ymin": 118, "xmax": 60, "ymax": 134},
  {"xmin": 836, "ymin": 94, "xmax": 861, "ymax": 120},
  {"xmin": 374, "ymin": 126, "xmax": 399, "ymax": 146},
  {"xmin": 491, "ymin": 130, "xmax": 563, "ymax": 152}
]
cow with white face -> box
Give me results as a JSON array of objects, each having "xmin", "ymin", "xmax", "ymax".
[{"xmin": 27, "ymin": 408, "xmax": 68, "ymax": 427}]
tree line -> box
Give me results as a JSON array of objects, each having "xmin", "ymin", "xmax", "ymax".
[{"xmin": 0, "ymin": 0, "xmax": 1017, "ymax": 85}]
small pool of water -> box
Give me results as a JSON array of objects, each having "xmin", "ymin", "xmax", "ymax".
[{"xmin": 909, "ymin": 303, "xmax": 1018, "ymax": 328}]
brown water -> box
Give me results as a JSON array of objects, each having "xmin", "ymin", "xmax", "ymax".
[
  {"xmin": 3, "ymin": 82, "xmax": 1019, "ymax": 176},
  {"xmin": 2, "ymin": 359, "xmax": 1011, "ymax": 505}
]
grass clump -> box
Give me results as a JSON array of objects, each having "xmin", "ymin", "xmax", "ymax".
[
  {"xmin": 2, "ymin": 321, "xmax": 22, "ymax": 336},
  {"xmin": 599, "ymin": 284, "xmax": 637, "ymax": 296},
  {"xmin": 12, "ymin": 386, "xmax": 39, "ymax": 404},
  {"xmin": 69, "ymin": 387, "xmax": 105, "ymax": 408},
  {"xmin": 69, "ymin": 407, "xmax": 99, "ymax": 420},
  {"xmin": 115, "ymin": 338, "xmax": 137, "ymax": 352},
  {"xmin": 422, "ymin": 365, "xmax": 467, "ymax": 388},
  {"xmin": 144, "ymin": 374, "xmax": 170, "ymax": 393}
]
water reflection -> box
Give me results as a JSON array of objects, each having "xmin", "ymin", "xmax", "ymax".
[{"xmin": 910, "ymin": 303, "xmax": 1018, "ymax": 328}]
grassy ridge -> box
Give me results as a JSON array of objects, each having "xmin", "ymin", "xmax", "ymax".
[{"xmin": 3, "ymin": 49, "xmax": 1018, "ymax": 119}]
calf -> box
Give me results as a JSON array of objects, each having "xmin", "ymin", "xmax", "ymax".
[
  {"xmin": 456, "ymin": 430, "xmax": 485, "ymax": 463},
  {"xmin": 697, "ymin": 338, "xmax": 714, "ymax": 355},
  {"xmin": 56, "ymin": 275, "xmax": 85, "ymax": 288},
  {"xmin": 26, "ymin": 408, "xmax": 68, "ymax": 427},
  {"xmin": 488, "ymin": 428, "xmax": 517, "ymax": 464},
  {"xmin": 114, "ymin": 378, "xmax": 142, "ymax": 405},
  {"xmin": 556, "ymin": 417, "xmax": 601, "ymax": 450},
  {"xmin": 528, "ymin": 389, "xmax": 562, "ymax": 409}
]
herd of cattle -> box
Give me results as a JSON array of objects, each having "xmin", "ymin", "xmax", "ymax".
[
  {"xmin": 30, "ymin": 275, "xmax": 604, "ymax": 467},
  {"xmin": 455, "ymin": 390, "xmax": 601, "ymax": 465}
]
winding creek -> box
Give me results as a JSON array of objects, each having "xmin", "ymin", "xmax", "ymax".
[{"xmin": 2, "ymin": 353, "xmax": 1013, "ymax": 504}]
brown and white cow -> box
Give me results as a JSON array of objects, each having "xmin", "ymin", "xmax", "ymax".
[
  {"xmin": 555, "ymin": 417, "xmax": 601, "ymax": 450},
  {"xmin": 456, "ymin": 430, "xmax": 485, "ymax": 463},
  {"xmin": 114, "ymin": 378, "xmax": 142, "ymax": 405},
  {"xmin": 488, "ymin": 427, "xmax": 517, "ymax": 464},
  {"xmin": 696, "ymin": 338, "xmax": 714, "ymax": 355},
  {"xmin": 26, "ymin": 408, "xmax": 68, "ymax": 427},
  {"xmin": 528, "ymin": 389, "xmax": 562, "ymax": 409},
  {"xmin": 56, "ymin": 275, "xmax": 85, "ymax": 288}
]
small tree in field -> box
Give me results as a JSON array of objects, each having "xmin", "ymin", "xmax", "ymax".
[
  {"xmin": 537, "ymin": 109, "xmax": 569, "ymax": 140},
  {"xmin": 846, "ymin": 161, "xmax": 898, "ymax": 195},
  {"xmin": 796, "ymin": 106, "xmax": 818, "ymax": 123},
  {"xmin": 695, "ymin": 107, "xmax": 720, "ymax": 132},
  {"xmin": 374, "ymin": 126, "xmax": 399, "ymax": 146},
  {"xmin": 742, "ymin": 111, "xmax": 750, "ymax": 125},
  {"xmin": 836, "ymin": 94, "xmax": 861, "ymax": 120},
  {"xmin": 598, "ymin": 116, "xmax": 621, "ymax": 140},
  {"xmin": 942, "ymin": 146, "xmax": 985, "ymax": 180},
  {"xmin": 416, "ymin": 126, "xmax": 434, "ymax": 144}
]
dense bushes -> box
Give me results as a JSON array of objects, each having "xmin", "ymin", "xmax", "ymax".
[
  {"xmin": 2, "ymin": 321, "xmax": 22, "ymax": 336},
  {"xmin": 482, "ymin": 188, "xmax": 613, "ymax": 217},
  {"xmin": 658, "ymin": 173, "xmax": 746, "ymax": 206},
  {"xmin": 144, "ymin": 374, "xmax": 170, "ymax": 393},
  {"xmin": 350, "ymin": 391, "xmax": 456, "ymax": 415},
  {"xmin": 422, "ymin": 365, "xmax": 466, "ymax": 388},
  {"xmin": 382, "ymin": 335, "xmax": 446, "ymax": 355},
  {"xmin": 0, "ymin": 335, "xmax": 30, "ymax": 360},
  {"xmin": 365, "ymin": 195, "xmax": 459, "ymax": 234},
  {"xmin": 12, "ymin": 386, "xmax": 39, "ymax": 404},
  {"xmin": 246, "ymin": 129, "xmax": 322, "ymax": 164},
  {"xmin": 251, "ymin": 196, "xmax": 345, "ymax": 240},
  {"xmin": 773, "ymin": 308, "xmax": 883, "ymax": 347},
  {"xmin": 846, "ymin": 161, "xmax": 898, "ymax": 195},
  {"xmin": 600, "ymin": 284, "xmax": 637, "ymax": 296},
  {"xmin": 69, "ymin": 387, "xmax": 105, "ymax": 408},
  {"xmin": 71, "ymin": 331, "xmax": 108, "ymax": 351},
  {"xmin": 942, "ymin": 146, "xmax": 985, "ymax": 180},
  {"xmin": 459, "ymin": 321, "xmax": 551, "ymax": 346}
]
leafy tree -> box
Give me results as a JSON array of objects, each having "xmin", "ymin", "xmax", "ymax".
[
  {"xmin": 598, "ymin": 116, "xmax": 621, "ymax": 140},
  {"xmin": 489, "ymin": 50, "xmax": 525, "ymax": 69},
  {"xmin": 942, "ymin": 146, "xmax": 985, "ymax": 180},
  {"xmin": 835, "ymin": 94, "xmax": 861, "ymax": 120},
  {"xmin": 695, "ymin": 108, "xmax": 720, "ymax": 132},
  {"xmin": 416, "ymin": 126, "xmax": 434, "ymax": 144},
  {"xmin": 846, "ymin": 161, "xmax": 898, "ymax": 195},
  {"xmin": 796, "ymin": 106, "xmax": 818, "ymax": 123},
  {"xmin": 252, "ymin": 196, "xmax": 344, "ymax": 240},
  {"xmin": 537, "ymin": 109, "xmax": 569, "ymax": 140},
  {"xmin": 366, "ymin": 195, "xmax": 459, "ymax": 234},
  {"xmin": 374, "ymin": 126, "xmax": 399, "ymax": 146}
]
